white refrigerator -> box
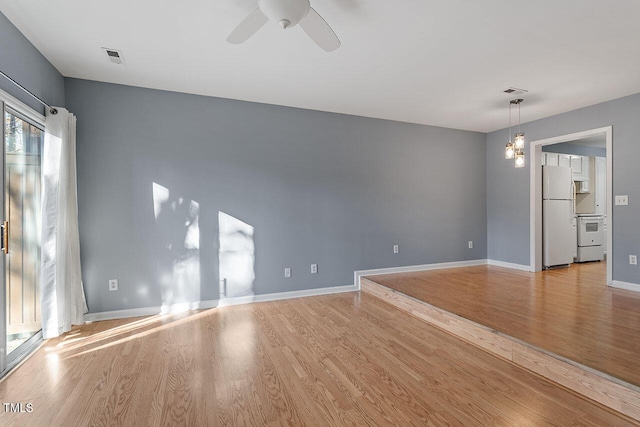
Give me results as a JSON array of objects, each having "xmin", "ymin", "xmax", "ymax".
[{"xmin": 543, "ymin": 166, "xmax": 574, "ymax": 268}]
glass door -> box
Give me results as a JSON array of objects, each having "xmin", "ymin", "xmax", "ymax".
[{"xmin": 2, "ymin": 107, "xmax": 43, "ymax": 368}]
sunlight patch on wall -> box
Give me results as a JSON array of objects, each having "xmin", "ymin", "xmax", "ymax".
[
  {"xmin": 153, "ymin": 182, "xmax": 201, "ymax": 312},
  {"xmin": 218, "ymin": 211, "xmax": 255, "ymax": 299}
]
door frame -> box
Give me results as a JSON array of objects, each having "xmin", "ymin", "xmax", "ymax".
[
  {"xmin": 0, "ymin": 88, "xmax": 45, "ymax": 375},
  {"xmin": 529, "ymin": 126, "xmax": 613, "ymax": 285}
]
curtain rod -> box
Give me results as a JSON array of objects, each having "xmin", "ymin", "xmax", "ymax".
[{"xmin": 0, "ymin": 69, "xmax": 57, "ymax": 115}]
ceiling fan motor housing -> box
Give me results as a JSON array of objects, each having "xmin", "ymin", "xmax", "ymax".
[{"xmin": 258, "ymin": 0, "xmax": 311, "ymax": 29}]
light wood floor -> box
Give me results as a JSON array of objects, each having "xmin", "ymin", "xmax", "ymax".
[
  {"xmin": 366, "ymin": 262, "xmax": 640, "ymax": 388},
  {"xmin": 0, "ymin": 292, "xmax": 637, "ymax": 426}
]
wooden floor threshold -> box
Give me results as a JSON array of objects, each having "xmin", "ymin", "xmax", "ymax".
[{"xmin": 361, "ymin": 277, "xmax": 640, "ymax": 422}]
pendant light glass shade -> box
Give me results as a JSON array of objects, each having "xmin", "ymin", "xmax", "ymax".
[
  {"xmin": 514, "ymin": 132, "xmax": 525, "ymax": 149},
  {"xmin": 515, "ymin": 149, "xmax": 525, "ymax": 168},
  {"xmin": 505, "ymin": 141, "xmax": 515, "ymax": 159}
]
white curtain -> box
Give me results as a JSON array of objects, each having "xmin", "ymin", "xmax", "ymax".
[{"xmin": 41, "ymin": 107, "xmax": 87, "ymax": 339}]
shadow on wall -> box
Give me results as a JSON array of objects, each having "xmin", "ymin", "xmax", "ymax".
[{"xmin": 152, "ymin": 182, "xmax": 255, "ymax": 312}]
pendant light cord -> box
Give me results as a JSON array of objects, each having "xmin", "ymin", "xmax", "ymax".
[
  {"xmin": 508, "ymin": 102, "xmax": 512, "ymax": 142},
  {"xmin": 518, "ymin": 101, "xmax": 521, "ymax": 134}
]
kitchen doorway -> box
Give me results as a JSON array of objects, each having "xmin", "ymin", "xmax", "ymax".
[{"xmin": 529, "ymin": 127, "xmax": 612, "ymax": 285}]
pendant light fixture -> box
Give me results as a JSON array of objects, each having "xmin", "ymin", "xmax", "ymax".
[
  {"xmin": 505, "ymin": 98, "xmax": 525, "ymax": 167},
  {"xmin": 504, "ymin": 101, "xmax": 515, "ymax": 159},
  {"xmin": 515, "ymin": 149, "xmax": 525, "ymax": 168},
  {"xmin": 513, "ymin": 98, "xmax": 525, "ymax": 150}
]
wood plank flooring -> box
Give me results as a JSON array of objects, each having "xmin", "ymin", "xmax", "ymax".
[
  {"xmin": 0, "ymin": 291, "xmax": 637, "ymax": 426},
  {"xmin": 365, "ymin": 262, "xmax": 640, "ymax": 388}
]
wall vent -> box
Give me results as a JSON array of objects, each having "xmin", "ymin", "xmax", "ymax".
[
  {"xmin": 102, "ymin": 47, "xmax": 125, "ymax": 65},
  {"xmin": 503, "ymin": 87, "xmax": 528, "ymax": 95}
]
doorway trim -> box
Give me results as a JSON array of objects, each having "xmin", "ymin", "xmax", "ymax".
[{"xmin": 529, "ymin": 126, "xmax": 612, "ymax": 285}]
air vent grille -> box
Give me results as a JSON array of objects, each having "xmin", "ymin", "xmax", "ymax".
[
  {"xmin": 102, "ymin": 47, "xmax": 125, "ymax": 65},
  {"xmin": 503, "ymin": 87, "xmax": 528, "ymax": 95}
]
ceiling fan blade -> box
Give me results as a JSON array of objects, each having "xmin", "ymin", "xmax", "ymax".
[
  {"xmin": 227, "ymin": 7, "xmax": 268, "ymax": 44},
  {"xmin": 299, "ymin": 7, "xmax": 341, "ymax": 52}
]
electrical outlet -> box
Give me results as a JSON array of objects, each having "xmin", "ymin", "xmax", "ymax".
[
  {"xmin": 615, "ymin": 195, "xmax": 629, "ymax": 206},
  {"xmin": 311, "ymin": 264, "xmax": 318, "ymax": 274},
  {"xmin": 393, "ymin": 245, "xmax": 399, "ymax": 254},
  {"xmin": 108, "ymin": 279, "xmax": 118, "ymax": 291},
  {"xmin": 468, "ymin": 241, "xmax": 474, "ymax": 249},
  {"xmin": 284, "ymin": 267, "xmax": 291, "ymax": 278},
  {"xmin": 630, "ymin": 255, "xmax": 638, "ymax": 265}
]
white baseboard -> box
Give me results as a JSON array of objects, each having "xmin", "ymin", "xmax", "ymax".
[
  {"xmin": 86, "ymin": 257, "xmax": 539, "ymax": 323},
  {"xmin": 85, "ymin": 284, "xmax": 357, "ymax": 322},
  {"xmin": 486, "ymin": 259, "xmax": 532, "ymax": 272},
  {"xmin": 354, "ymin": 259, "xmax": 487, "ymax": 289},
  {"xmin": 85, "ymin": 305, "xmax": 166, "ymax": 322},
  {"xmin": 610, "ymin": 280, "xmax": 640, "ymax": 293}
]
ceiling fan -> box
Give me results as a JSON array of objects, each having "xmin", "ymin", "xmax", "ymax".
[{"xmin": 227, "ymin": 0, "xmax": 341, "ymax": 52}]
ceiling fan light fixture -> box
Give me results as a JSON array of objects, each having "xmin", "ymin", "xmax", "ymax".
[
  {"xmin": 227, "ymin": 0, "xmax": 341, "ymax": 52},
  {"xmin": 279, "ymin": 19, "xmax": 291, "ymax": 29},
  {"xmin": 259, "ymin": 0, "xmax": 310, "ymax": 29}
]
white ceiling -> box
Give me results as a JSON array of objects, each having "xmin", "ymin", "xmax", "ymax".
[{"xmin": 2, "ymin": 0, "xmax": 640, "ymax": 132}]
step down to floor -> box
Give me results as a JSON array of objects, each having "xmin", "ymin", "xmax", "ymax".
[{"xmin": 361, "ymin": 277, "xmax": 640, "ymax": 422}]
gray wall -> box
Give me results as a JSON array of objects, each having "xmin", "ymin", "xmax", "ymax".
[
  {"xmin": 487, "ymin": 93, "xmax": 640, "ymax": 284},
  {"xmin": 0, "ymin": 12, "xmax": 64, "ymax": 112},
  {"xmin": 542, "ymin": 142, "xmax": 606, "ymax": 158},
  {"xmin": 66, "ymin": 78, "xmax": 487, "ymax": 313}
]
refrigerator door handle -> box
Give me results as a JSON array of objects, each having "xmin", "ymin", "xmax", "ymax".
[{"xmin": 571, "ymin": 182, "xmax": 576, "ymax": 217}]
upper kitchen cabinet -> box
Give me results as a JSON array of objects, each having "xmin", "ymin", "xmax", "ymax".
[
  {"xmin": 544, "ymin": 153, "xmax": 558, "ymax": 166},
  {"xmin": 575, "ymin": 157, "xmax": 597, "ymax": 212},
  {"xmin": 571, "ymin": 155, "xmax": 590, "ymax": 181},
  {"xmin": 571, "ymin": 156, "xmax": 582, "ymax": 175},
  {"xmin": 542, "ymin": 153, "xmax": 590, "ymax": 181},
  {"xmin": 543, "ymin": 153, "xmax": 569, "ymax": 167}
]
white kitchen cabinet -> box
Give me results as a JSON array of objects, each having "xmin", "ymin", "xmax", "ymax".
[
  {"xmin": 575, "ymin": 157, "xmax": 596, "ymax": 213},
  {"xmin": 543, "ymin": 153, "xmax": 590, "ymax": 182},
  {"xmin": 581, "ymin": 156, "xmax": 591, "ymax": 180},
  {"xmin": 559, "ymin": 154, "xmax": 571, "ymax": 168},
  {"xmin": 545, "ymin": 153, "xmax": 559, "ymax": 166},
  {"xmin": 576, "ymin": 180, "xmax": 590, "ymax": 194},
  {"xmin": 570, "ymin": 156, "xmax": 582, "ymax": 175},
  {"xmin": 567, "ymin": 155, "xmax": 591, "ymax": 181}
]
